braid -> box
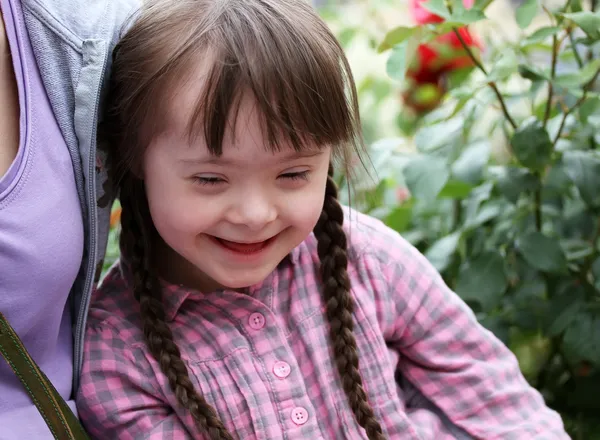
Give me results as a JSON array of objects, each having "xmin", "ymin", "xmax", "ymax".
[
  {"xmin": 119, "ymin": 174, "xmax": 235, "ymax": 440},
  {"xmin": 313, "ymin": 165, "xmax": 386, "ymax": 440}
]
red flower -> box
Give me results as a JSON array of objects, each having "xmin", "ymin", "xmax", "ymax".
[
  {"xmin": 402, "ymin": 0, "xmax": 482, "ymax": 114},
  {"xmin": 407, "ymin": 27, "xmax": 480, "ymax": 86},
  {"xmin": 410, "ymin": 44, "xmax": 441, "ymax": 84},
  {"xmin": 409, "ymin": 0, "xmax": 475, "ymax": 25}
]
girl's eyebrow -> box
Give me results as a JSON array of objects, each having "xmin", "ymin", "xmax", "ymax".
[{"xmin": 178, "ymin": 150, "xmax": 324, "ymax": 166}]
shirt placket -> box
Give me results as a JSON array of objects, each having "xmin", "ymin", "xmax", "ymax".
[{"xmin": 232, "ymin": 289, "xmax": 326, "ymax": 440}]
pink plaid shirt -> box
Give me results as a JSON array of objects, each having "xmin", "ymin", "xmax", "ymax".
[{"xmin": 76, "ymin": 208, "xmax": 568, "ymax": 439}]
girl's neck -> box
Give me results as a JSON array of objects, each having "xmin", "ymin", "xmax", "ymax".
[
  {"xmin": 151, "ymin": 233, "xmax": 250, "ymax": 294},
  {"xmin": 151, "ymin": 234, "xmax": 221, "ymax": 292}
]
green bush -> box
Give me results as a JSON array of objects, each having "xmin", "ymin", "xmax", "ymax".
[{"xmin": 348, "ymin": 0, "xmax": 600, "ymax": 436}]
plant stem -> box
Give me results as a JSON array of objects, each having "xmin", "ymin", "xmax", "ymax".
[
  {"xmin": 552, "ymin": 68, "xmax": 600, "ymax": 146},
  {"xmin": 568, "ymin": 29, "xmax": 584, "ymax": 68},
  {"xmin": 580, "ymin": 214, "xmax": 600, "ymax": 281},
  {"xmin": 534, "ymin": 177, "xmax": 542, "ymax": 231},
  {"xmin": 452, "ymin": 28, "xmax": 518, "ymax": 129},
  {"xmin": 543, "ymin": 35, "xmax": 560, "ymax": 127},
  {"xmin": 453, "ymin": 199, "xmax": 463, "ymax": 230}
]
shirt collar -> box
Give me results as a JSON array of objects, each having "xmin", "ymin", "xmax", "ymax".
[
  {"xmin": 119, "ymin": 260, "xmax": 192, "ymax": 322},
  {"xmin": 119, "ymin": 246, "xmax": 300, "ymax": 322}
]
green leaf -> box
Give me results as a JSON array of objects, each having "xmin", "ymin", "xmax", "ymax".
[
  {"xmin": 511, "ymin": 118, "xmax": 553, "ymax": 171},
  {"xmin": 570, "ymin": 0, "xmax": 584, "ymax": 13},
  {"xmin": 438, "ymin": 180, "xmax": 473, "ymax": 199},
  {"xmin": 561, "ymin": 239, "xmax": 595, "ymax": 262},
  {"xmin": 386, "ymin": 33, "xmax": 422, "ymax": 82},
  {"xmin": 545, "ymin": 287, "xmax": 585, "ymax": 337},
  {"xmin": 580, "ymin": 97, "xmax": 600, "ymax": 124},
  {"xmin": 509, "ymin": 331, "xmax": 552, "ymax": 379},
  {"xmin": 450, "ymin": 8, "xmax": 487, "ymax": 25},
  {"xmin": 448, "ymin": 94, "xmax": 472, "ymax": 119},
  {"xmin": 518, "ymin": 64, "xmax": 550, "ymax": 81},
  {"xmin": 562, "ymin": 12, "xmax": 600, "ymax": 41},
  {"xmin": 424, "ymin": 231, "xmax": 461, "ymax": 272},
  {"xmin": 517, "ymin": 231, "xmax": 568, "ymax": 273},
  {"xmin": 403, "ymin": 156, "xmax": 450, "ymax": 202},
  {"xmin": 562, "ymin": 312, "xmax": 600, "ymax": 366},
  {"xmin": 491, "ymin": 166, "xmax": 539, "ymax": 203},
  {"xmin": 337, "ymin": 28, "xmax": 359, "ymax": 48},
  {"xmin": 386, "ymin": 202, "xmax": 413, "ymax": 233},
  {"xmin": 563, "ymin": 150, "xmax": 600, "ymax": 208},
  {"xmin": 455, "ymin": 251, "xmax": 507, "ymax": 311},
  {"xmin": 452, "ymin": 140, "xmax": 491, "ymax": 184},
  {"xmin": 488, "ymin": 51, "xmax": 519, "ymax": 82},
  {"xmin": 433, "ymin": 20, "xmax": 481, "ymax": 34},
  {"xmin": 544, "ymin": 163, "xmax": 572, "ymax": 193},
  {"xmin": 378, "ymin": 26, "xmax": 417, "ymax": 53},
  {"xmin": 468, "ymin": 202, "xmax": 503, "ymax": 229},
  {"xmin": 420, "ymin": 0, "xmax": 451, "ymax": 20},
  {"xmin": 554, "ymin": 59, "xmax": 600, "ymax": 88},
  {"xmin": 386, "ymin": 43, "xmax": 410, "ymax": 82},
  {"xmin": 463, "ymin": 181, "xmax": 494, "ymax": 227},
  {"xmin": 414, "ymin": 118, "xmax": 464, "ymax": 155},
  {"xmin": 521, "ymin": 26, "xmax": 560, "ymax": 46},
  {"xmin": 515, "ymin": 0, "xmax": 538, "ymax": 29}
]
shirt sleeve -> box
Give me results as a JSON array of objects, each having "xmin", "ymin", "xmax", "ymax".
[
  {"xmin": 376, "ymin": 233, "xmax": 569, "ymax": 440},
  {"xmin": 76, "ymin": 323, "xmax": 196, "ymax": 440}
]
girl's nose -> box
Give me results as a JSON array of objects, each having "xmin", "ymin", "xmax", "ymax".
[{"xmin": 226, "ymin": 189, "xmax": 277, "ymax": 231}]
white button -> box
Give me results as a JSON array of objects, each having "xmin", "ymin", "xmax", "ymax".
[
  {"xmin": 248, "ymin": 312, "xmax": 265, "ymax": 330},
  {"xmin": 291, "ymin": 407, "xmax": 308, "ymax": 425},
  {"xmin": 273, "ymin": 361, "xmax": 291, "ymax": 379}
]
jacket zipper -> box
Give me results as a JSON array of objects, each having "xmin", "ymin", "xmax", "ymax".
[{"xmin": 73, "ymin": 40, "xmax": 109, "ymax": 387}]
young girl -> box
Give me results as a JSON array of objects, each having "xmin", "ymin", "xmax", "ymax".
[{"xmin": 76, "ymin": 0, "xmax": 569, "ymax": 439}]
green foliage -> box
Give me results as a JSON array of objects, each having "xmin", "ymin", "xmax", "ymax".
[
  {"xmin": 515, "ymin": 0, "xmax": 539, "ymax": 29},
  {"xmin": 366, "ymin": 0, "xmax": 600, "ymax": 435}
]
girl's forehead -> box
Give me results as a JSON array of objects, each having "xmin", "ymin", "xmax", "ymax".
[
  {"xmin": 163, "ymin": 94, "xmax": 267, "ymax": 144},
  {"xmin": 175, "ymin": 144, "xmax": 328, "ymax": 170}
]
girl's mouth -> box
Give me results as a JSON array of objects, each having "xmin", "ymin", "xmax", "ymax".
[{"xmin": 210, "ymin": 235, "xmax": 277, "ymax": 255}]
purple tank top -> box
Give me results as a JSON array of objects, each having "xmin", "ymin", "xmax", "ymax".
[{"xmin": 0, "ymin": 0, "xmax": 84, "ymax": 437}]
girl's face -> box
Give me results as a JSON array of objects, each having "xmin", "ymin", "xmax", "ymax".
[{"xmin": 143, "ymin": 92, "xmax": 331, "ymax": 292}]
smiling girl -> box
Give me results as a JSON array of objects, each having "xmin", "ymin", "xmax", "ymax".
[{"xmin": 76, "ymin": 1, "xmax": 569, "ymax": 439}]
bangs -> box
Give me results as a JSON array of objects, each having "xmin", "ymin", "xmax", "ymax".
[
  {"xmin": 158, "ymin": 0, "xmax": 362, "ymax": 159},
  {"xmin": 110, "ymin": 0, "xmax": 365, "ymax": 179}
]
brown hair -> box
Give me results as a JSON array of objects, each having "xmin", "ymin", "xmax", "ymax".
[{"xmin": 104, "ymin": 0, "xmax": 384, "ymax": 439}]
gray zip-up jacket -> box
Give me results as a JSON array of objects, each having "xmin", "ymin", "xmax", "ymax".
[{"xmin": 22, "ymin": 0, "xmax": 139, "ymax": 392}]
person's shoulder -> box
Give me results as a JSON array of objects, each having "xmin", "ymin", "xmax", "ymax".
[
  {"xmin": 342, "ymin": 205, "xmax": 412, "ymax": 261},
  {"xmin": 343, "ymin": 206, "xmax": 446, "ymax": 295},
  {"xmin": 86, "ymin": 261, "xmax": 144, "ymax": 344},
  {"xmin": 22, "ymin": 0, "xmax": 140, "ymax": 43},
  {"xmin": 297, "ymin": 205, "xmax": 426, "ymax": 277}
]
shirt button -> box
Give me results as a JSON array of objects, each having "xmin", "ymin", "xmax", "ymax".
[
  {"xmin": 291, "ymin": 407, "xmax": 308, "ymax": 426},
  {"xmin": 248, "ymin": 312, "xmax": 266, "ymax": 330},
  {"xmin": 273, "ymin": 361, "xmax": 291, "ymax": 379}
]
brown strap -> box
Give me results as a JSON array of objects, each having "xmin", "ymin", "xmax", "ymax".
[{"xmin": 0, "ymin": 312, "xmax": 90, "ymax": 440}]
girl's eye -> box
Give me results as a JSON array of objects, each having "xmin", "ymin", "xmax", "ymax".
[
  {"xmin": 279, "ymin": 171, "xmax": 310, "ymax": 181},
  {"xmin": 194, "ymin": 176, "xmax": 225, "ymax": 186}
]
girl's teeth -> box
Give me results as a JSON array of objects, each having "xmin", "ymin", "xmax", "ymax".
[{"xmin": 217, "ymin": 238, "xmax": 268, "ymax": 253}]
